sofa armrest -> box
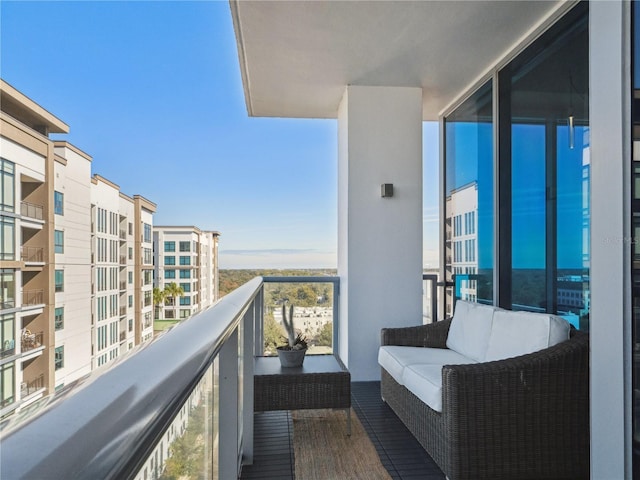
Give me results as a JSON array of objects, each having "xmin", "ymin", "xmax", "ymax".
[
  {"xmin": 441, "ymin": 330, "xmax": 589, "ymax": 479},
  {"xmin": 381, "ymin": 318, "xmax": 452, "ymax": 348}
]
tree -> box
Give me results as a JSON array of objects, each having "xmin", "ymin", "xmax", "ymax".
[
  {"xmin": 316, "ymin": 321, "xmax": 333, "ymax": 347},
  {"xmin": 263, "ymin": 315, "xmax": 285, "ymax": 355},
  {"xmin": 164, "ymin": 282, "xmax": 185, "ymax": 320},
  {"xmin": 153, "ymin": 287, "xmax": 166, "ymax": 320}
]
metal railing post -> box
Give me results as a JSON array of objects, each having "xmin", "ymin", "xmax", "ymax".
[
  {"xmin": 253, "ymin": 286, "xmax": 264, "ymax": 356},
  {"xmin": 242, "ymin": 301, "xmax": 255, "ymax": 466},
  {"xmin": 219, "ymin": 328, "xmax": 239, "ymax": 480}
]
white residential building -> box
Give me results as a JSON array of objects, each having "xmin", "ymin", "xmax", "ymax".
[
  {"xmin": 153, "ymin": 226, "xmax": 220, "ymax": 320},
  {"xmin": 52, "ymin": 142, "xmax": 93, "ymax": 389},
  {"xmin": 90, "ymin": 176, "xmax": 156, "ymax": 368},
  {"xmin": 0, "ymin": 80, "xmax": 158, "ymax": 414}
]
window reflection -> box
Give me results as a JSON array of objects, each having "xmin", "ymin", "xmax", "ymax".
[
  {"xmin": 501, "ymin": 3, "xmax": 589, "ymax": 327},
  {"xmin": 444, "ymin": 81, "xmax": 494, "ymax": 316}
]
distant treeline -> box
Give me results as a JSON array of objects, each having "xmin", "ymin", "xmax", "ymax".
[{"xmin": 219, "ymin": 269, "xmax": 337, "ymax": 297}]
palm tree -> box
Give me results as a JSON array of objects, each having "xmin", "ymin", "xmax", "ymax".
[
  {"xmin": 152, "ymin": 287, "xmax": 166, "ymax": 320},
  {"xmin": 163, "ymin": 282, "xmax": 185, "ymax": 320}
]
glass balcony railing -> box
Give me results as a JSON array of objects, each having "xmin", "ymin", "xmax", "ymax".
[
  {"xmin": 0, "ymin": 273, "xmax": 437, "ymax": 478},
  {"xmin": 22, "ymin": 289, "xmax": 44, "ymax": 307},
  {"xmin": 261, "ymin": 276, "xmax": 339, "ymax": 356},
  {"xmin": 20, "ymin": 201, "xmax": 44, "ymax": 221},
  {"xmin": 1, "ymin": 277, "xmax": 265, "ymax": 479},
  {"xmin": 21, "ymin": 246, "xmax": 44, "ymax": 263}
]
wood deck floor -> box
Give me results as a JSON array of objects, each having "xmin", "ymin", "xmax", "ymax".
[{"xmin": 240, "ymin": 381, "xmax": 445, "ymax": 480}]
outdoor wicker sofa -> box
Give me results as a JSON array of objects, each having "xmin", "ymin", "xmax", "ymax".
[{"xmin": 379, "ymin": 302, "xmax": 589, "ymax": 480}]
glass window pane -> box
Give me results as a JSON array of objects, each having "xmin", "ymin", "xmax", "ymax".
[
  {"xmin": 444, "ymin": 80, "xmax": 493, "ymax": 316},
  {"xmin": 502, "ymin": 4, "xmax": 588, "ymax": 320}
]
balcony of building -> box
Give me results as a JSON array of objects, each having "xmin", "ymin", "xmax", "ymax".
[
  {"xmin": 20, "ymin": 374, "xmax": 45, "ymax": 401},
  {"xmin": 20, "ymin": 246, "xmax": 44, "ymax": 266},
  {"xmin": 0, "ymin": 276, "xmax": 451, "ymax": 479},
  {"xmin": 21, "ymin": 289, "xmax": 44, "ymax": 312}
]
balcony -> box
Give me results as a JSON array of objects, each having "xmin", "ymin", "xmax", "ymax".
[
  {"xmin": 21, "ymin": 246, "xmax": 44, "ymax": 264},
  {"xmin": 21, "ymin": 330, "xmax": 43, "ymax": 353},
  {"xmin": 0, "ymin": 276, "xmax": 446, "ymax": 479},
  {"xmin": 120, "ymin": 230, "xmax": 127, "ymax": 240},
  {"xmin": 120, "ymin": 306, "xmax": 127, "ymax": 317},
  {"xmin": 20, "ymin": 374, "xmax": 45, "ymax": 399},
  {"xmin": 19, "ymin": 201, "xmax": 44, "ymax": 222},
  {"xmin": 120, "ymin": 281, "xmax": 127, "ymax": 291},
  {"xmin": 22, "ymin": 289, "xmax": 44, "ymax": 308}
]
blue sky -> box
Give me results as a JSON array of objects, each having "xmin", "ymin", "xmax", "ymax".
[{"xmin": 1, "ymin": 1, "xmax": 439, "ymax": 269}]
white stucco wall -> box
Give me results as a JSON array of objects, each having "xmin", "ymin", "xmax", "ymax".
[
  {"xmin": 53, "ymin": 145, "xmax": 92, "ymax": 387},
  {"xmin": 338, "ymin": 85, "xmax": 423, "ymax": 380}
]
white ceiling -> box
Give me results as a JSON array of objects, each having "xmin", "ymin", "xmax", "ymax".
[{"xmin": 230, "ymin": 0, "xmax": 566, "ymax": 120}]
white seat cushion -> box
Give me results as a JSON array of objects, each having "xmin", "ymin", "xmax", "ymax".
[
  {"xmin": 402, "ymin": 364, "xmax": 445, "ymax": 412},
  {"xmin": 378, "ymin": 345, "xmax": 475, "ymax": 385},
  {"xmin": 446, "ymin": 300, "xmax": 497, "ymax": 362},
  {"xmin": 484, "ymin": 309, "xmax": 571, "ymax": 361}
]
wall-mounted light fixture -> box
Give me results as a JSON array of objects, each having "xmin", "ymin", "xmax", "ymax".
[{"xmin": 381, "ymin": 183, "xmax": 394, "ymax": 198}]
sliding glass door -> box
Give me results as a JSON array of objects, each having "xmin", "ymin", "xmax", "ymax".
[{"xmin": 443, "ymin": 2, "xmax": 589, "ymax": 329}]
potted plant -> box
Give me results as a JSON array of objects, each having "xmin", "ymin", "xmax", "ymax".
[{"xmin": 276, "ymin": 303, "xmax": 308, "ymax": 367}]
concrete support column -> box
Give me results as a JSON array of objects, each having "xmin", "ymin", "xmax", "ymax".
[
  {"xmin": 589, "ymin": 2, "xmax": 631, "ymax": 478},
  {"xmin": 337, "ymin": 85, "xmax": 423, "ymax": 381}
]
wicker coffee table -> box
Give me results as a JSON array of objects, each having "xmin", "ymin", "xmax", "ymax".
[{"xmin": 254, "ymin": 354, "xmax": 351, "ymax": 434}]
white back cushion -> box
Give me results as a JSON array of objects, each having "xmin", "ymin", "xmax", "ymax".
[
  {"xmin": 484, "ymin": 309, "xmax": 571, "ymax": 361},
  {"xmin": 445, "ymin": 300, "xmax": 496, "ymax": 362}
]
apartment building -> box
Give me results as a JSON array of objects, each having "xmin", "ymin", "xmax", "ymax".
[
  {"xmin": 52, "ymin": 142, "xmax": 93, "ymax": 389},
  {"xmin": 0, "ymin": 80, "xmax": 157, "ymax": 415},
  {"xmin": 152, "ymin": 226, "xmax": 220, "ymax": 320},
  {"xmin": 90, "ymin": 177, "xmax": 156, "ymax": 366},
  {"xmin": 1, "ymin": 80, "xmax": 71, "ymax": 416}
]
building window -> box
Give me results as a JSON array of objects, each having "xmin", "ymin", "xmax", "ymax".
[
  {"xmin": 180, "ymin": 309, "xmax": 190, "ymax": 319},
  {"xmin": 55, "ymin": 270, "xmax": 64, "ymax": 292},
  {"xmin": 143, "ymin": 223, "xmax": 152, "ymax": 243},
  {"xmin": 143, "ymin": 248, "xmax": 153, "ymax": 265},
  {"xmin": 179, "ymin": 241, "xmax": 190, "ymax": 252},
  {"xmin": 0, "ymin": 159, "xmax": 15, "ymax": 213},
  {"xmin": 0, "ymin": 362, "xmax": 14, "ymax": 408},
  {"xmin": 164, "ymin": 256, "xmax": 176, "ymax": 266},
  {"xmin": 498, "ymin": 3, "xmax": 588, "ymax": 319},
  {"xmin": 164, "ymin": 241, "xmax": 175, "ymax": 252},
  {"xmin": 179, "ymin": 296, "xmax": 191, "ymax": 306},
  {"xmin": 54, "ymin": 230, "xmax": 64, "ymax": 254},
  {"xmin": 55, "ymin": 346, "xmax": 64, "ymax": 370},
  {"xmin": 179, "ymin": 269, "xmax": 191, "ymax": 279},
  {"xmin": 128, "ymin": 247, "xmax": 133, "ymax": 260},
  {"xmin": 180, "ymin": 283, "xmax": 191, "ymax": 293},
  {"xmin": 179, "ymin": 256, "xmax": 191, "ymax": 266},
  {"xmin": 0, "ymin": 216, "xmax": 15, "ymax": 260},
  {"xmin": 55, "ymin": 307, "xmax": 64, "ymax": 330},
  {"xmin": 165, "ymin": 269, "xmax": 176, "ymax": 279},
  {"xmin": 54, "ymin": 191, "xmax": 64, "ymax": 215},
  {"xmin": 128, "ymin": 271, "xmax": 133, "ymax": 284}
]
